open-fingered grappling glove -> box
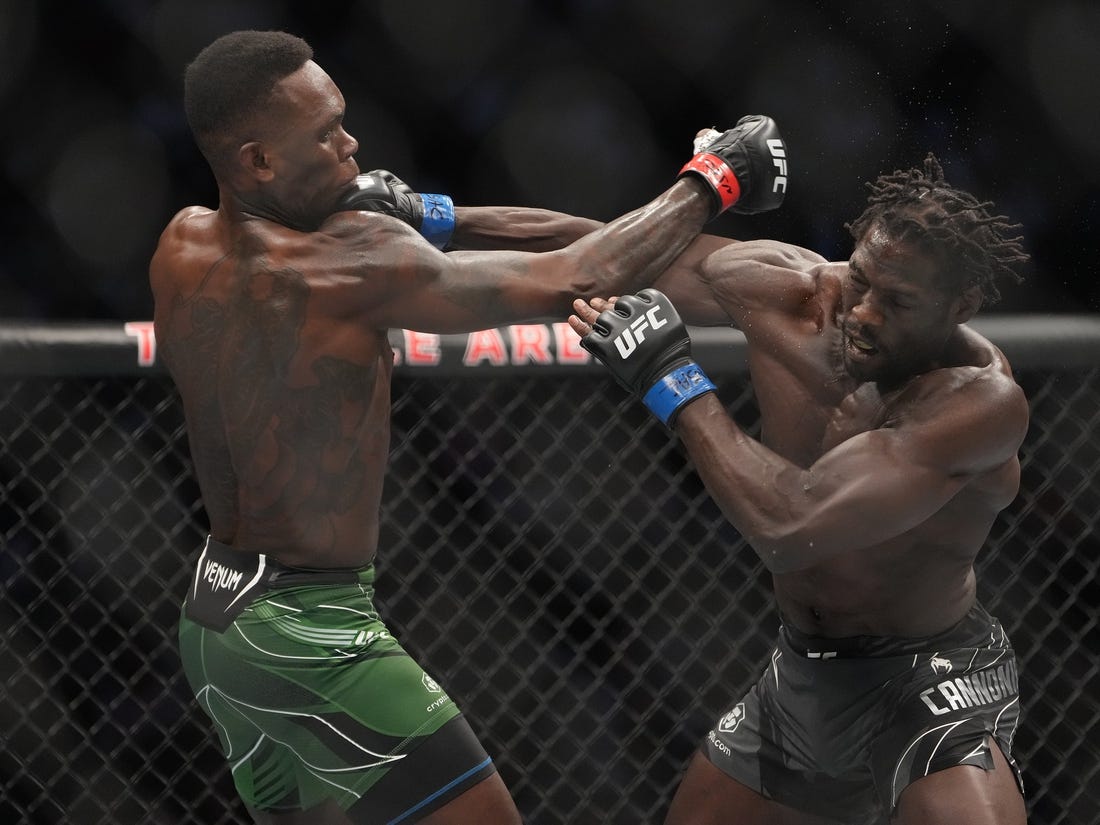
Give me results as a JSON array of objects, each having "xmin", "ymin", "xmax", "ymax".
[
  {"xmin": 579, "ymin": 289, "xmax": 716, "ymax": 428},
  {"xmin": 679, "ymin": 114, "xmax": 788, "ymax": 217},
  {"xmin": 336, "ymin": 169, "xmax": 455, "ymax": 249}
]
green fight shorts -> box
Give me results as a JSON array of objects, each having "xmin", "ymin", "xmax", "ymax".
[
  {"xmin": 178, "ymin": 538, "xmax": 496, "ymax": 821},
  {"xmin": 702, "ymin": 602, "xmax": 1024, "ymax": 824}
]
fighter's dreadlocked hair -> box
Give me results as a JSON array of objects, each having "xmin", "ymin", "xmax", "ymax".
[{"xmin": 845, "ymin": 154, "xmax": 1028, "ymax": 304}]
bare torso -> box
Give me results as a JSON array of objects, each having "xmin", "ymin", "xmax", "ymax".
[
  {"xmin": 151, "ymin": 173, "xmax": 715, "ymax": 569},
  {"xmin": 661, "ymin": 241, "xmax": 1026, "ymax": 638},
  {"xmin": 152, "ymin": 206, "xmax": 394, "ymax": 568}
]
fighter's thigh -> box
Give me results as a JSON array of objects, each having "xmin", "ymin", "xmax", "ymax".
[
  {"xmin": 893, "ymin": 736, "xmax": 1026, "ymax": 825},
  {"xmin": 245, "ymin": 755, "xmax": 519, "ymax": 825},
  {"xmin": 246, "ymin": 779, "xmax": 521, "ymax": 825},
  {"xmin": 664, "ymin": 751, "xmax": 840, "ymax": 825},
  {"xmin": 417, "ymin": 772, "xmax": 521, "ymax": 825}
]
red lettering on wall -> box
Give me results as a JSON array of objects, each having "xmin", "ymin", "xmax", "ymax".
[
  {"xmin": 403, "ymin": 331, "xmax": 442, "ymax": 365},
  {"xmin": 123, "ymin": 321, "xmax": 157, "ymax": 367},
  {"xmin": 464, "ymin": 329, "xmax": 508, "ymax": 365},
  {"xmin": 510, "ymin": 325, "xmax": 553, "ymax": 364},
  {"xmin": 553, "ymin": 322, "xmax": 590, "ymax": 364}
]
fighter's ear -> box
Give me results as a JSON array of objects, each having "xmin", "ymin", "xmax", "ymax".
[
  {"xmin": 238, "ymin": 141, "xmax": 275, "ymax": 182},
  {"xmin": 952, "ymin": 284, "xmax": 983, "ymax": 324}
]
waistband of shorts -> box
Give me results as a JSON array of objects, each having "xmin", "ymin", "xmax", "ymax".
[
  {"xmin": 202, "ymin": 536, "xmax": 373, "ymax": 588},
  {"xmin": 780, "ymin": 601, "xmax": 1001, "ymax": 659}
]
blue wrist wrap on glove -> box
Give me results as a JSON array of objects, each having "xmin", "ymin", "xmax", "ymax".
[
  {"xmin": 419, "ymin": 193, "xmax": 455, "ymax": 249},
  {"xmin": 642, "ymin": 363, "xmax": 717, "ymax": 426}
]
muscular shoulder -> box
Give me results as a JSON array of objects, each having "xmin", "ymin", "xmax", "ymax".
[
  {"xmin": 158, "ymin": 205, "xmax": 219, "ymax": 243},
  {"xmin": 306, "ymin": 210, "xmax": 439, "ymax": 280},
  {"xmin": 698, "ymin": 239, "xmax": 832, "ymax": 327},
  {"xmin": 889, "ymin": 341, "xmax": 1028, "ymax": 475},
  {"xmin": 150, "ymin": 206, "xmax": 221, "ymax": 292},
  {"xmin": 316, "ymin": 208, "xmax": 423, "ymax": 247},
  {"xmin": 278, "ymin": 209, "xmax": 454, "ymax": 328},
  {"xmin": 708, "ymin": 238, "xmax": 825, "ymax": 267},
  {"xmin": 902, "ymin": 325, "xmax": 1023, "ymax": 412}
]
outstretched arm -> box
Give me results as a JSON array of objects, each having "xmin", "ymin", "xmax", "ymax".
[
  {"xmin": 328, "ymin": 180, "xmax": 713, "ymax": 333},
  {"xmin": 329, "ymin": 117, "xmax": 791, "ymax": 333},
  {"xmin": 449, "ymin": 207, "xmax": 750, "ymax": 322},
  {"xmin": 448, "ymin": 216, "xmax": 826, "ymax": 329},
  {"xmin": 449, "ymin": 206, "xmax": 604, "ymax": 252},
  {"xmin": 336, "ymin": 169, "xmax": 609, "ymax": 252},
  {"xmin": 338, "ymin": 114, "xmax": 789, "ymax": 286}
]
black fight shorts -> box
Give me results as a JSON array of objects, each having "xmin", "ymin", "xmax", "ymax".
[{"xmin": 703, "ymin": 602, "xmax": 1024, "ymax": 824}]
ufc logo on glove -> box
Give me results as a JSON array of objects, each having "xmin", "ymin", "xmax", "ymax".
[
  {"xmin": 768, "ymin": 139, "xmax": 788, "ymax": 193},
  {"xmin": 579, "ymin": 289, "xmax": 717, "ymax": 428},
  {"xmin": 614, "ymin": 306, "xmax": 669, "ymax": 358}
]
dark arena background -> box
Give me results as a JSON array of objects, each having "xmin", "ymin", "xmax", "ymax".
[{"xmin": 1, "ymin": 2, "xmax": 1098, "ymax": 824}]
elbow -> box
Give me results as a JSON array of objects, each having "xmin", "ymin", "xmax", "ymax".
[
  {"xmin": 569, "ymin": 262, "xmax": 622, "ymax": 301},
  {"xmin": 556, "ymin": 243, "xmax": 631, "ymax": 300}
]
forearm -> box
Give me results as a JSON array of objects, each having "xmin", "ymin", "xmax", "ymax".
[
  {"xmin": 571, "ymin": 282, "xmax": 847, "ymax": 572},
  {"xmin": 572, "ymin": 287, "xmax": 825, "ymax": 571},
  {"xmin": 449, "ymin": 206, "xmax": 603, "ymax": 252},
  {"xmin": 453, "ymin": 204, "xmax": 738, "ymax": 314},
  {"xmin": 675, "ymin": 396, "xmax": 820, "ymax": 573},
  {"xmin": 565, "ymin": 179, "xmax": 713, "ymax": 298}
]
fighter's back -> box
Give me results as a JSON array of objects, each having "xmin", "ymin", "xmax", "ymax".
[{"xmin": 151, "ymin": 206, "xmax": 393, "ymax": 568}]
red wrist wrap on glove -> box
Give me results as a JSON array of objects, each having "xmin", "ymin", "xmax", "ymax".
[{"xmin": 679, "ymin": 153, "xmax": 742, "ymax": 212}]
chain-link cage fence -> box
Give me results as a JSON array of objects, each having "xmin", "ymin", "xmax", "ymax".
[{"xmin": 1, "ymin": 319, "xmax": 1098, "ymax": 825}]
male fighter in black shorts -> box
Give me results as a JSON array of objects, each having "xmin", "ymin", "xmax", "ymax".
[
  {"xmin": 152, "ymin": 29, "xmax": 787, "ymax": 825},
  {"xmin": 569, "ymin": 153, "xmax": 1029, "ymax": 824}
]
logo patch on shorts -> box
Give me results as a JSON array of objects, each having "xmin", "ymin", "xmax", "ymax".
[
  {"xmin": 930, "ymin": 655, "xmax": 953, "ymax": 675},
  {"xmin": 718, "ymin": 703, "xmax": 746, "ymax": 734},
  {"xmin": 422, "ymin": 672, "xmax": 442, "ymax": 694},
  {"xmin": 184, "ymin": 543, "xmax": 268, "ymax": 632}
]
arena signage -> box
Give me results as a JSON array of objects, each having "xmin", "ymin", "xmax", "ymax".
[
  {"xmin": 118, "ymin": 321, "xmax": 596, "ymax": 372},
  {"xmin": 393, "ymin": 323, "xmax": 591, "ymax": 368},
  {"xmin": 106, "ymin": 323, "xmax": 598, "ymax": 374}
]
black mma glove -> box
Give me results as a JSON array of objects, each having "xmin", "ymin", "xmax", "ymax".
[
  {"xmin": 580, "ymin": 289, "xmax": 716, "ymax": 427},
  {"xmin": 679, "ymin": 115, "xmax": 788, "ymax": 217},
  {"xmin": 336, "ymin": 169, "xmax": 455, "ymax": 248}
]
